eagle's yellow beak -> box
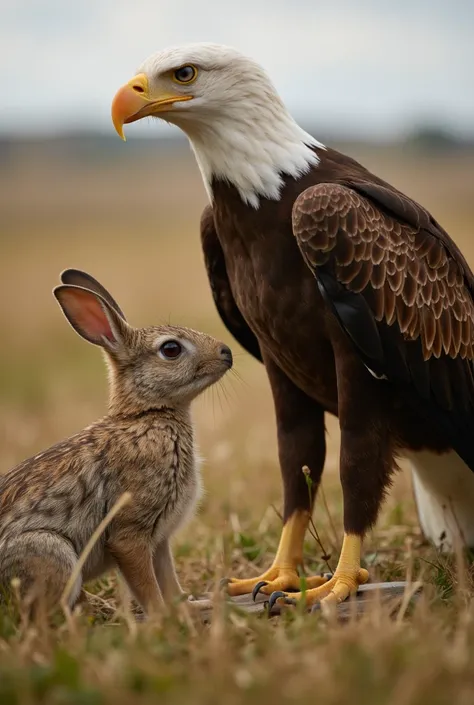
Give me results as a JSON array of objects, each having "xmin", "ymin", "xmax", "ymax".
[{"xmin": 111, "ymin": 73, "xmax": 192, "ymax": 141}]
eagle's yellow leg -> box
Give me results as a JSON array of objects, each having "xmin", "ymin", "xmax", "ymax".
[
  {"xmin": 226, "ymin": 510, "xmax": 329, "ymax": 597},
  {"xmin": 268, "ymin": 533, "xmax": 369, "ymax": 612}
]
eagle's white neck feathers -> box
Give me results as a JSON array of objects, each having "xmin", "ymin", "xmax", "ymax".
[
  {"xmin": 139, "ymin": 43, "xmax": 325, "ymax": 209},
  {"xmin": 181, "ymin": 107, "xmax": 322, "ymax": 209}
]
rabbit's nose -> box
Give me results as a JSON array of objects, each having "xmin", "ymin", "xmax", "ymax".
[{"xmin": 219, "ymin": 345, "xmax": 233, "ymax": 367}]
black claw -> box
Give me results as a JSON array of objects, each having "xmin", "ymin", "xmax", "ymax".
[
  {"xmin": 252, "ymin": 581, "xmax": 268, "ymax": 601},
  {"xmin": 323, "ymin": 573, "xmax": 333, "ymax": 581},
  {"xmin": 219, "ymin": 578, "xmax": 231, "ymax": 590},
  {"xmin": 268, "ymin": 590, "xmax": 290, "ymax": 613}
]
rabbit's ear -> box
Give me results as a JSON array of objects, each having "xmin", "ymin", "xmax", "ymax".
[
  {"xmin": 59, "ymin": 269, "xmax": 126, "ymax": 320},
  {"xmin": 53, "ymin": 285, "xmax": 130, "ymax": 351}
]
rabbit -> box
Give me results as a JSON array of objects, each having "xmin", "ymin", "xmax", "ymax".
[{"xmin": 0, "ymin": 268, "xmax": 233, "ymax": 618}]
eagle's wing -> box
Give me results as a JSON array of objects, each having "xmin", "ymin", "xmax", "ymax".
[
  {"xmin": 200, "ymin": 205, "xmax": 262, "ymax": 362},
  {"xmin": 292, "ymin": 182, "xmax": 474, "ymax": 469}
]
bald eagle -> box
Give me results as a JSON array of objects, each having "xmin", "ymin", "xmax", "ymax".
[{"xmin": 112, "ymin": 43, "xmax": 474, "ymax": 611}]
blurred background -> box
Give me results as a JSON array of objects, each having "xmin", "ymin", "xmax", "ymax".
[{"xmin": 1, "ymin": 0, "xmax": 474, "ymax": 555}]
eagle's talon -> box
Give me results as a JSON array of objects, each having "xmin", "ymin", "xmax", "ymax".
[
  {"xmin": 225, "ymin": 510, "xmax": 325, "ymax": 598},
  {"xmin": 267, "ymin": 591, "xmax": 284, "ymax": 611},
  {"xmin": 268, "ymin": 590, "xmax": 295, "ymax": 612},
  {"xmin": 226, "ymin": 569, "xmax": 329, "ymax": 597},
  {"xmin": 263, "ymin": 535, "xmax": 369, "ymax": 612},
  {"xmin": 219, "ymin": 578, "xmax": 231, "ymax": 590},
  {"xmin": 252, "ymin": 581, "xmax": 268, "ymax": 601}
]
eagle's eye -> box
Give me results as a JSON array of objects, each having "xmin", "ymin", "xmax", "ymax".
[{"xmin": 173, "ymin": 65, "xmax": 198, "ymax": 85}]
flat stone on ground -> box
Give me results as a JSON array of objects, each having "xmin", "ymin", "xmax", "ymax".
[{"xmin": 190, "ymin": 581, "xmax": 423, "ymax": 621}]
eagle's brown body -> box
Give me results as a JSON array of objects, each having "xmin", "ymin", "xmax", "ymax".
[
  {"xmin": 203, "ymin": 145, "xmax": 474, "ymax": 535},
  {"xmin": 111, "ymin": 42, "xmax": 474, "ymax": 607}
]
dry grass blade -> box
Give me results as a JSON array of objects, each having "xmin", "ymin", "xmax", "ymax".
[{"xmin": 60, "ymin": 492, "xmax": 132, "ymax": 612}]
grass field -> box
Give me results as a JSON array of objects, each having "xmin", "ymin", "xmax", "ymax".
[{"xmin": 1, "ymin": 138, "xmax": 474, "ymax": 703}]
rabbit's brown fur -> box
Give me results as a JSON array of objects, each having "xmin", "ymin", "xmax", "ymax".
[{"xmin": 0, "ymin": 269, "xmax": 232, "ymax": 617}]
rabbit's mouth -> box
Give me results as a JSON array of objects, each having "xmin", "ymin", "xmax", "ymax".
[
  {"xmin": 193, "ymin": 363, "xmax": 231, "ymax": 389},
  {"xmin": 196, "ymin": 370, "xmax": 228, "ymax": 385},
  {"xmin": 172, "ymin": 370, "xmax": 227, "ymax": 403},
  {"xmin": 199, "ymin": 360, "xmax": 232, "ymax": 376}
]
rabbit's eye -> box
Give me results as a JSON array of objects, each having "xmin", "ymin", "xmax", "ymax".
[{"xmin": 159, "ymin": 340, "xmax": 183, "ymax": 360}]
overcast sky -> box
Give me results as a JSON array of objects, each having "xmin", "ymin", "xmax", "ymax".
[{"xmin": 1, "ymin": 0, "xmax": 473, "ymax": 138}]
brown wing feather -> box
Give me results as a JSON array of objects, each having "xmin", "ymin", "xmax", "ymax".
[
  {"xmin": 293, "ymin": 184, "xmax": 474, "ymax": 363},
  {"xmin": 293, "ymin": 183, "xmax": 474, "ymax": 469}
]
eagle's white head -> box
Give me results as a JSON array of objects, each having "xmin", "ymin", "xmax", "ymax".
[{"xmin": 112, "ymin": 43, "xmax": 324, "ymax": 208}]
